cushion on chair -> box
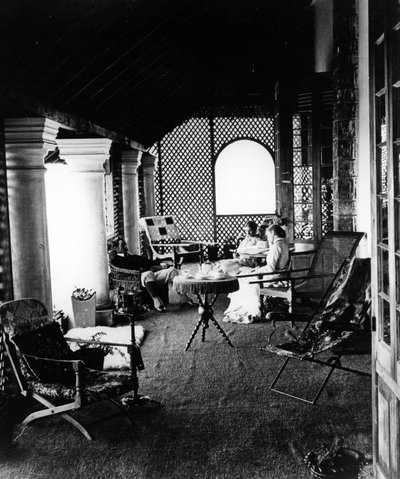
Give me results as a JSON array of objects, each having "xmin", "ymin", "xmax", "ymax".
[
  {"xmin": 27, "ymin": 369, "xmax": 133, "ymax": 405},
  {"xmin": 12, "ymin": 322, "xmax": 76, "ymax": 385}
]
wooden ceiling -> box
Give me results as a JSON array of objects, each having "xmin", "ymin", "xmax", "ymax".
[{"xmin": 0, "ymin": 0, "xmax": 313, "ymax": 148}]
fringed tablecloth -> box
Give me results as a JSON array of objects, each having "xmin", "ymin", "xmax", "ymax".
[{"xmin": 173, "ymin": 275, "xmax": 239, "ymax": 296}]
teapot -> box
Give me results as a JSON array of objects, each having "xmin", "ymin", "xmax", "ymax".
[
  {"xmin": 198, "ymin": 261, "xmax": 221, "ymax": 275},
  {"xmin": 198, "ymin": 261, "xmax": 212, "ymax": 275}
]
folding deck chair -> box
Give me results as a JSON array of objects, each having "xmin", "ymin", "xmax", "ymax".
[{"xmin": 261, "ymin": 257, "xmax": 371, "ymax": 405}]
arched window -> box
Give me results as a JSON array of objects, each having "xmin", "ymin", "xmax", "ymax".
[{"xmin": 215, "ymin": 139, "xmax": 276, "ymax": 215}]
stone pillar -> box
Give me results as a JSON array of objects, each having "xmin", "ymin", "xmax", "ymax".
[
  {"xmin": 56, "ymin": 138, "xmax": 112, "ymax": 310},
  {"xmin": 121, "ymin": 149, "xmax": 142, "ymax": 255},
  {"xmin": 5, "ymin": 118, "xmax": 60, "ymax": 313},
  {"xmin": 141, "ymin": 152, "xmax": 156, "ymax": 217},
  {"xmin": 332, "ymin": 0, "xmax": 358, "ymax": 231}
]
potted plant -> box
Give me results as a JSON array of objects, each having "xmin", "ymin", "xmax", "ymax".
[
  {"xmin": 71, "ymin": 287, "xmax": 96, "ymax": 328},
  {"xmin": 303, "ymin": 437, "xmax": 365, "ymax": 479}
]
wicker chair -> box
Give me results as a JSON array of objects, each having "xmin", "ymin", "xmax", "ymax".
[
  {"xmin": 108, "ymin": 254, "xmax": 165, "ymax": 312},
  {"xmin": 0, "ymin": 298, "xmax": 144, "ymax": 440}
]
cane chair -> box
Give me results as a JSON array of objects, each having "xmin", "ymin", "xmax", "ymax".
[
  {"xmin": 140, "ymin": 215, "xmax": 215, "ymax": 268},
  {"xmin": 261, "ymin": 257, "xmax": 371, "ymax": 405},
  {"xmin": 0, "ymin": 298, "xmax": 145, "ymax": 440},
  {"xmin": 250, "ymin": 231, "xmax": 364, "ymax": 314},
  {"xmin": 108, "ymin": 251, "xmax": 166, "ymax": 311}
]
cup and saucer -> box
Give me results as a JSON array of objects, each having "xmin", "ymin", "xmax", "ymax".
[
  {"xmin": 181, "ymin": 269, "xmax": 194, "ymax": 279},
  {"xmin": 208, "ymin": 270, "xmax": 226, "ymax": 280}
]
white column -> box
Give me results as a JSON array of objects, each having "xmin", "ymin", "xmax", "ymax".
[
  {"xmin": 121, "ymin": 149, "xmax": 142, "ymax": 255},
  {"xmin": 5, "ymin": 118, "xmax": 60, "ymax": 314},
  {"xmin": 56, "ymin": 138, "xmax": 112, "ymax": 311},
  {"xmin": 141, "ymin": 152, "xmax": 156, "ymax": 217}
]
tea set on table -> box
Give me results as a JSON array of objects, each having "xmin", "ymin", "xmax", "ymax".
[{"xmin": 181, "ymin": 261, "xmax": 226, "ymax": 280}]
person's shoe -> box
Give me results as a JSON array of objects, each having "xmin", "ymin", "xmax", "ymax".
[
  {"xmin": 179, "ymin": 292, "xmax": 196, "ymax": 306},
  {"xmin": 153, "ymin": 297, "xmax": 166, "ymax": 312}
]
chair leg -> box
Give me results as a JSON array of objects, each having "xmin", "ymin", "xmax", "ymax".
[
  {"xmin": 268, "ymin": 356, "xmax": 347, "ymax": 405},
  {"xmin": 61, "ymin": 413, "xmax": 94, "ymax": 440}
]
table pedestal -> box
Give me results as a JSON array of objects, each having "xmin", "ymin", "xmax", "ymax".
[
  {"xmin": 115, "ymin": 309, "xmax": 161, "ymax": 410},
  {"xmin": 185, "ymin": 293, "xmax": 234, "ymax": 351},
  {"xmin": 173, "ymin": 275, "xmax": 239, "ymax": 351}
]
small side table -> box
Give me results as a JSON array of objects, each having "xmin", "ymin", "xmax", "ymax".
[
  {"xmin": 114, "ymin": 309, "xmax": 161, "ymax": 409},
  {"xmin": 173, "ymin": 275, "xmax": 239, "ymax": 350}
]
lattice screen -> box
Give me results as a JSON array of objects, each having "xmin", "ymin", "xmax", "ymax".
[
  {"xmin": 293, "ymin": 94, "xmax": 314, "ymax": 240},
  {"xmin": 156, "ymin": 116, "xmax": 214, "ymax": 242},
  {"xmin": 320, "ymin": 91, "xmax": 334, "ymax": 235},
  {"xmin": 154, "ymin": 105, "xmax": 275, "ymax": 256},
  {"xmin": 213, "ymin": 105, "xmax": 274, "ymax": 155}
]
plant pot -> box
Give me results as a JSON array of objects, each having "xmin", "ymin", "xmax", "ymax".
[
  {"xmin": 71, "ymin": 293, "xmax": 96, "ymax": 328},
  {"xmin": 305, "ymin": 448, "xmax": 365, "ymax": 479}
]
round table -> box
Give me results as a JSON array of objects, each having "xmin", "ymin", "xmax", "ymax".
[{"xmin": 173, "ymin": 275, "xmax": 239, "ymax": 350}]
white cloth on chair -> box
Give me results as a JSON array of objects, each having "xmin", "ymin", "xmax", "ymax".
[{"xmin": 65, "ymin": 325, "xmax": 145, "ymax": 370}]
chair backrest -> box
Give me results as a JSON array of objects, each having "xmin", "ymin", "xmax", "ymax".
[
  {"xmin": 0, "ymin": 298, "xmax": 53, "ymax": 392},
  {"xmin": 297, "ymin": 231, "xmax": 365, "ymax": 297},
  {"xmin": 0, "ymin": 298, "xmax": 51, "ymax": 337},
  {"xmin": 310, "ymin": 231, "xmax": 364, "ymax": 275},
  {"xmin": 140, "ymin": 215, "xmax": 181, "ymax": 243},
  {"xmin": 302, "ymin": 257, "xmax": 371, "ymax": 353}
]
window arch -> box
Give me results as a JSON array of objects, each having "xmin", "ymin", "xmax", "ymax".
[{"xmin": 214, "ymin": 139, "xmax": 276, "ymax": 215}]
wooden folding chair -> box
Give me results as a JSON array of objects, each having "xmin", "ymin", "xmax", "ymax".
[
  {"xmin": 260, "ymin": 257, "xmax": 371, "ymax": 405},
  {"xmin": 0, "ymin": 298, "xmax": 146, "ymax": 440}
]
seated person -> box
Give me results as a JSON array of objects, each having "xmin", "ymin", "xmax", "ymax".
[
  {"xmin": 221, "ymin": 220, "xmax": 261, "ymax": 274},
  {"xmin": 109, "ymin": 238, "xmax": 192, "ymax": 312},
  {"xmin": 223, "ymin": 224, "xmax": 289, "ymax": 324},
  {"xmin": 257, "ymin": 223, "xmax": 268, "ymax": 243}
]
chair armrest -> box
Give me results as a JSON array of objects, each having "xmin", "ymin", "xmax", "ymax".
[
  {"xmin": 265, "ymin": 312, "xmax": 310, "ymax": 322},
  {"xmin": 21, "ymin": 352, "xmax": 84, "ymax": 365},
  {"xmin": 66, "ymin": 337, "xmax": 131, "ymax": 348},
  {"xmin": 236, "ymin": 270, "xmax": 289, "ymax": 279},
  {"xmin": 249, "ymin": 272, "xmax": 335, "ymax": 284},
  {"xmin": 152, "ymin": 242, "xmax": 196, "ymax": 247},
  {"xmin": 314, "ymin": 321, "xmax": 363, "ymax": 333}
]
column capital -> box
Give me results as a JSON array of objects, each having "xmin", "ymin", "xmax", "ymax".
[
  {"xmin": 141, "ymin": 152, "xmax": 157, "ymax": 173},
  {"xmin": 56, "ymin": 138, "xmax": 113, "ymax": 172},
  {"xmin": 121, "ymin": 149, "xmax": 142, "ymax": 173},
  {"xmin": 5, "ymin": 117, "xmax": 61, "ymax": 169}
]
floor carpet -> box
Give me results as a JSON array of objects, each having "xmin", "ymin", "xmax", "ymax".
[{"xmin": 0, "ymin": 291, "xmax": 372, "ymax": 479}]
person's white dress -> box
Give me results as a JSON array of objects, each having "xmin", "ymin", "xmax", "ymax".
[{"xmin": 222, "ymin": 238, "xmax": 289, "ymax": 323}]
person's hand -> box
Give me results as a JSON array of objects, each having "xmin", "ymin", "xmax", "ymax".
[{"xmin": 160, "ymin": 262, "xmax": 170, "ymax": 269}]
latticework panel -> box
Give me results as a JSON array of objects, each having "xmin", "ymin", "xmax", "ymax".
[
  {"xmin": 154, "ymin": 106, "xmax": 274, "ymax": 247},
  {"xmin": 213, "ymin": 105, "xmax": 274, "ymax": 155},
  {"xmin": 156, "ymin": 116, "xmax": 214, "ymax": 242},
  {"xmin": 320, "ymin": 97, "xmax": 334, "ymax": 235},
  {"xmin": 293, "ymin": 110, "xmax": 314, "ymax": 240}
]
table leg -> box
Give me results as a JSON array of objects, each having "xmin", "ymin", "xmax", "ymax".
[
  {"xmin": 184, "ymin": 293, "xmax": 233, "ymax": 350},
  {"xmin": 209, "ymin": 315, "xmax": 234, "ymax": 348},
  {"xmin": 185, "ymin": 316, "xmax": 205, "ymax": 351}
]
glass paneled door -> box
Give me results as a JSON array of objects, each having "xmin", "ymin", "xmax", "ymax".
[{"xmin": 371, "ymin": 1, "xmax": 400, "ymax": 478}]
